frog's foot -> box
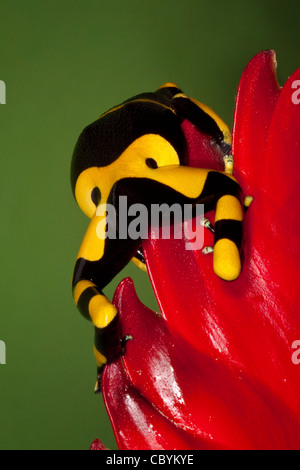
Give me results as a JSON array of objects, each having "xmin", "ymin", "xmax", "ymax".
[
  {"xmin": 202, "ymin": 246, "xmax": 214, "ymax": 255},
  {"xmin": 121, "ymin": 334, "xmax": 134, "ymax": 353},
  {"xmin": 93, "ymin": 336, "xmax": 133, "ymax": 394},
  {"xmin": 200, "ymin": 217, "xmax": 215, "ymax": 233},
  {"xmin": 244, "ymin": 195, "xmax": 254, "ymax": 213},
  {"xmin": 223, "ymin": 153, "xmax": 234, "ymax": 175},
  {"xmin": 201, "ymin": 217, "xmax": 214, "ymax": 255},
  {"xmin": 94, "ymin": 366, "xmax": 105, "ymax": 394}
]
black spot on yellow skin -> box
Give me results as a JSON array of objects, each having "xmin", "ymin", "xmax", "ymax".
[
  {"xmin": 146, "ymin": 158, "xmax": 158, "ymax": 169},
  {"xmin": 91, "ymin": 187, "xmax": 101, "ymax": 206}
]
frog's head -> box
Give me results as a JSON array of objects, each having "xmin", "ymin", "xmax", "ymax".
[{"xmin": 71, "ymin": 84, "xmax": 186, "ymax": 218}]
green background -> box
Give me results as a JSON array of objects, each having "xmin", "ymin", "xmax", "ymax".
[{"xmin": 0, "ymin": 0, "xmax": 299, "ymax": 450}]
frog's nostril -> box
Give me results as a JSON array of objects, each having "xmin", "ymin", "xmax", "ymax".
[{"xmin": 91, "ymin": 187, "xmax": 101, "ymax": 206}]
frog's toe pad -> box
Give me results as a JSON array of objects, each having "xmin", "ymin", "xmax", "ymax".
[{"xmin": 213, "ymin": 239, "xmax": 241, "ymax": 281}]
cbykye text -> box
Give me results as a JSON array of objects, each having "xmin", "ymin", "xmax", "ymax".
[{"xmin": 106, "ymin": 453, "xmax": 194, "ymax": 466}]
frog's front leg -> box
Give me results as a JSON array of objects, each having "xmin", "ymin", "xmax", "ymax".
[
  {"xmin": 72, "ymin": 209, "xmax": 140, "ymax": 393},
  {"xmin": 144, "ymin": 166, "xmax": 244, "ymax": 281}
]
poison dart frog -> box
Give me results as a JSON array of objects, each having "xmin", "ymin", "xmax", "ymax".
[{"xmin": 71, "ymin": 83, "xmax": 246, "ymax": 393}]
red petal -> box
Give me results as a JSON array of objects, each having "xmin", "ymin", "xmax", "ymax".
[
  {"xmin": 232, "ymin": 50, "xmax": 281, "ymax": 193},
  {"xmin": 103, "ymin": 279, "xmax": 300, "ymax": 449},
  {"xmin": 103, "ymin": 279, "xmax": 221, "ymax": 450},
  {"xmin": 181, "ymin": 119, "xmax": 224, "ymax": 170},
  {"xmin": 232, "ymin": 60, "xmax": 300, "ymax": 416},
  {"xmin": 263, "ymin": 66, "xmax": 300, "ymax": 211},
  {"xmin": 90, "ymin": 439, "xmax": 107, "ymax": 450},
  {"xmin": 103, "ymin": 360, "xmax": 220, "ymax": 450}
]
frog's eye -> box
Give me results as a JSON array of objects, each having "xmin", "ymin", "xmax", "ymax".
[
  {"xmin": 146, "ymin": 158, "xmax": 158, "ymax": 169},
  {"xmin": 91, "ymin": 187, "xmax": 101, "ymax": 206}
]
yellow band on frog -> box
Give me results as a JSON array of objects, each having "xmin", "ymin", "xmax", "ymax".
[
  {"xmin": 215, "ymin": 195, "xmax": 243, "ymax": 223},
  {"xmin": 89, "ymin": 295, "xmax": 118, "ymax": 329},
  {"xmin": 213, "ymin": 239, "xmax": 241, "ymax": 281},
  {"xmin": 73, "ymin": 279, "xmax": 96, "ymax": 305},
  {"xmin": 93, "ymin": 346, "xmax": 107, "ymax": 368}
]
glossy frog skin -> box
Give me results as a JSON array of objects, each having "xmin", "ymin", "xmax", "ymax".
[{"xmin": 71, "ymin": 83, "xmax": 244, "ymax": 392}]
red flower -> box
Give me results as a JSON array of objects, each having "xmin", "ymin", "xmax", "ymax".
[{"xmin": 94, "ymin": 51, "xmax": 300, "ymax": 450}]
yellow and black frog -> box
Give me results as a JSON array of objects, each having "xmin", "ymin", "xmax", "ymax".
[{"xmin": 71, "ymin": 83, "xmax": 245, "ymax": 393}]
